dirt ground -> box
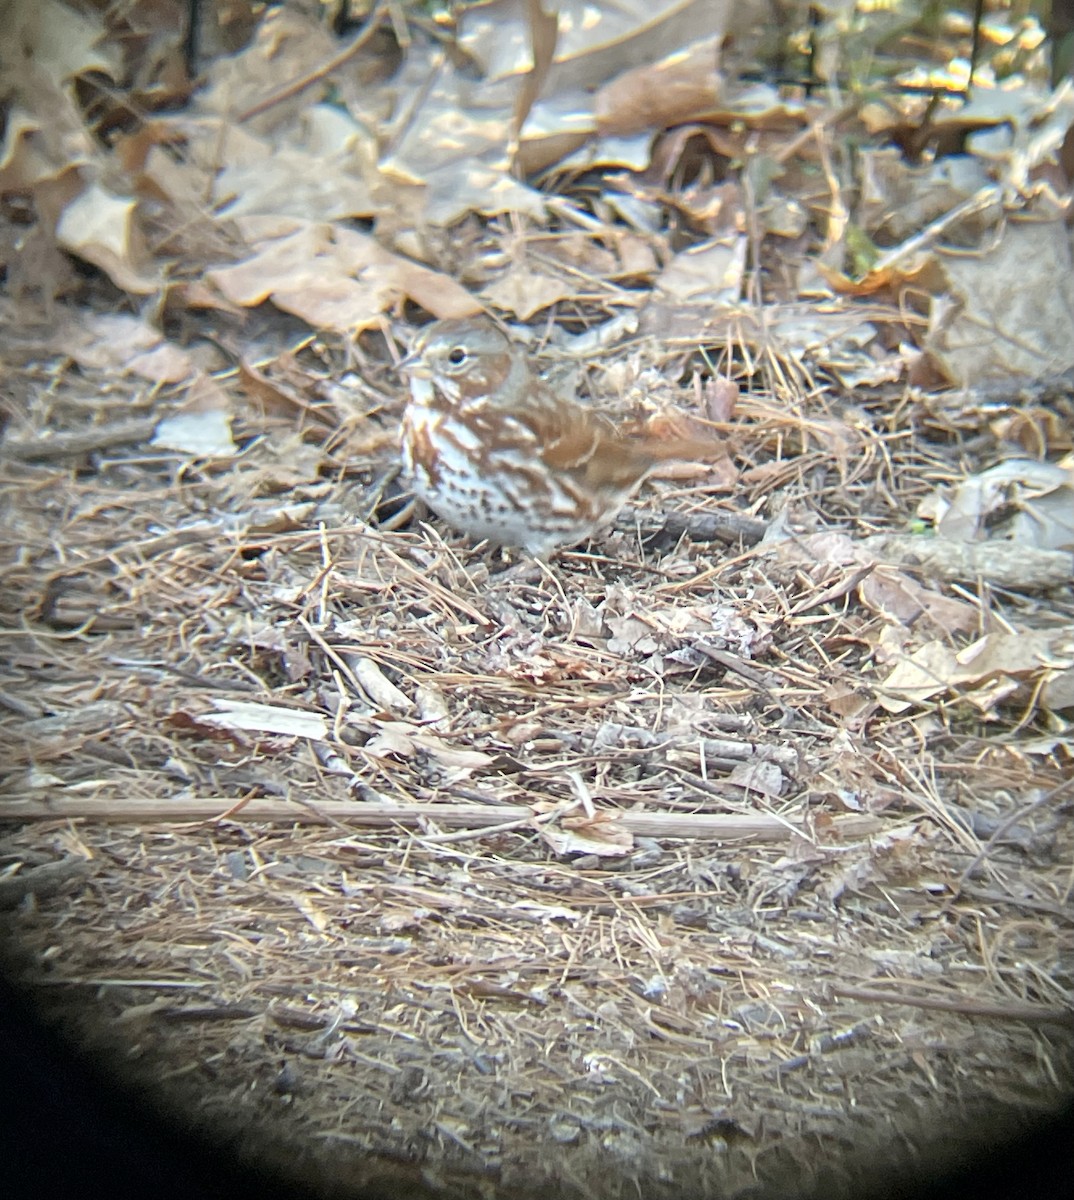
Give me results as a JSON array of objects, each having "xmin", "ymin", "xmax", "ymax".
[{"xmin": 1, "ymin": 309, "xmax": 1073, "ymax": 1200}]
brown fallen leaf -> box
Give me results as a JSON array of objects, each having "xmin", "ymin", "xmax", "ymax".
[
  {"xmin": 55, "ymin": 183, "xmax": 160, "ymax": 295},
  {"xmin": 878, "ymin": 629, "xmax": 1074, "ymax": 715},
  {"xmin": 858, "ymin": 570, "xmax": 979, "ymax": 636},
  {"xmin": 595, "ymin": 35, "xmax": 723, "ymax": 137},
  {"xmin": 924, "ymin": 459, "xmax": 1074, "ymax": 553},
  {"xmin": 208, "ymin": 217, "xmax": 481, "ymax": 331}
]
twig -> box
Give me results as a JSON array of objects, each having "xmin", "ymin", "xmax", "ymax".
[
  {"xmin": 620, "ymin": 509, "xmax": 768, "ymax": 546},
  {"xmin": 860, "ymin": 534, "xmax": 1074, "ymax": 591},
  {"xmin": 0, "ymin": 796, "xmax": 884, "ymax": 842},
  {"xmin": 238, "ymin": 1, "xmax": 389, "ymax": 123},
  {"xmin": 2, "ymin": 417, "xmax": 159, "ymax": 461},
  {"xmin": 950, "ymin": 781, "xmax": 1073, "ymax": 897},
  {"xmin": 960, "ymin": 886, "xmax": 1074, "ymax": 922},
  {"xmin": 0, "ymin": 858, "xmax": 91, "ymax": 909},
  {"xmin": 830, "ymin": 984, "xmax": 1074, "ymax": 1028}
]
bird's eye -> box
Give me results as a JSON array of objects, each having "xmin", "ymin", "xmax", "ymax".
[{"xmin": 447, "ymin": 346, "xmax": 468, "ymax": 367}]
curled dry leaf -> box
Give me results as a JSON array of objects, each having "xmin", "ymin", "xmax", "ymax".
[
  {"xmin": 55, "ymin": 183, "xmax": 160, "ymax": 295},
  {"xmin": 211, "ymin": 107, "xmax": 379, "ymax": 223},
  {"xmin": 655, "ymin": 238, "xmax": 746, "ymax": 304},
  {"xmin": 207, "ymin": 217, "xmax": 481, "ymax": 332},
  {"xmin": 878, "ymin": 629, "xmax": 1074, "ymax": 715},
  {"xmin": 349, "ymin": 657, "xmax": 414, "ymax": 715},
  {"xmin": 0, "ymin": 0, "xmax": 118, "ymax": 217},
  {"xmin": 0, "ymin": 108, "xmax": 94, "ymax": 195},
  {"xmin": 779, "ymin": 533, "xmax": 989, "ymax": 639},
  {"xmin": 5, "ymin": 0, "xmax": 120, "ymax": 85},
  {"xmin": 462, "ymin": 0, "xmax": 728, "ymax": 170},
  {"xmin": 857, "ymin": 571, "xmax": 979, "ymax": 637},
  {"xmin": 199, "ymin": 699, "xmax": 330, "ymax": 741},
  {"xmin": 925, "ymin": 459, "xmax": 1074, "ymax": 553},
  {"xmin": 594, "ymin": 35, "xmax": 723, "ymax": 137},
  {"xmin": 54, "ymin": 312, "xmax": 196, "ymax": 383},
  {"xmin": 990, "ymin": 407, "xmax": 1073, "ymax": 457},
  {"xmin": 699, "ymin": 377, "xmax": 740, "ymax": 424},
  {"xmin": 480, "ymin": 262, "xmax": 579, "ymax": 321}
]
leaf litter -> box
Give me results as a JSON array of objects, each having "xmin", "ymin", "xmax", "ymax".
[{"xmin": 1, "ymin": 2, "xmax": 1073, "ymax": 1199}]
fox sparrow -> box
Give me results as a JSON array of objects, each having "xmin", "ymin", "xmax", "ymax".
[{"xmin": 399, "ymin": 317, "xmax": 715, "ymax": 558}]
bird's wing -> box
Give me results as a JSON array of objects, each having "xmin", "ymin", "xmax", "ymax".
[{"xmin": 517, "ymin": 386, "xmax": 655, "ymax": 491}]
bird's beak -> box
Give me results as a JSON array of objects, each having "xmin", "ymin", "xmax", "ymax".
[{"xmin": 397, "ymin": 349, "xmax": 430, "ymax": 378}]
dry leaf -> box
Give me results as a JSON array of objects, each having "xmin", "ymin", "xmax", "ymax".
[
  {"xmin": 212, "ymin": 107, "xmax": 378, "ymax": 223},
  {"xmin": 55, "ymin": 183, "xmax": 159, "ymax": 295},
  {"xmin": 655, "ymin": 237, "xmax": 745, "ymax": 303},
  {"xmin": 151, "ymin": 411, "xmax": 236, "ymax": 458},
  {"xmin": 197, "ymin": 6, "xmax": 342, "ymax": 123},
  {"xmin": 925, "ymin": 220, "xmax": 1074, "ymax": 385},
  {"xmin": 481, "ymin": 262, "xmax": 577, "ymax": 319},
  {"xmin": 4, "ymin": 0, "xmax": 120, "ymax": 85},
  {"xmin": 349, "ymin": 657, "xmax": 414, "ymax": 714},
  {"xmin": 857, "ymin": 147, "xmax": 994, "ymax": 243},
  {"xmin": 200, "ymin": 699, "xmax": 329, "ymax": 740},
  {"xmin": 595, "ymin": 35, "xmax": 722, "ymax": 137},
  {"xmin": 362, "ymin": 722, "xmax": 418, "ymax": 760},
  {"xmin": 728, "ymin": 760, "xmax": 785, "ymax": 798},
  {"xmin": 928, "ymin": 460, "xmax": 1074, "ymax": 553},
  {"xmin": 380, "ymin": 41, "xmax": 545, "ymax": 227},
  {"xmin": 55, "ymin": 313, "xmax": 196, "ymax": 382},
  {"xmin": 858, "ymin": 571, "xmax": 979, "ymax": 636},
  {"xmin": 290, "ymin": 893, "xmax": 330, "ymax": 933},
  {"xmin": 207, "ymin": 217, "xmax": 480, "ymax": 331},
  {"xmin": 360, "ymin": 720, "xmax": 494, "ymax": 781},
  {"xmin": 878, "ymin": 630, "xmax": 1074, "ymax": 714}
]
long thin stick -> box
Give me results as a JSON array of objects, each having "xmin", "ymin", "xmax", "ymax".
[{"xmin": 0, "ymin": 796, "xmax": 884, "ymax": 841}]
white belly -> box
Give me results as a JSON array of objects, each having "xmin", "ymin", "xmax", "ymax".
[{"xmin": 401, "ymin": 391, "xmax": 604, "ymax": 556}]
